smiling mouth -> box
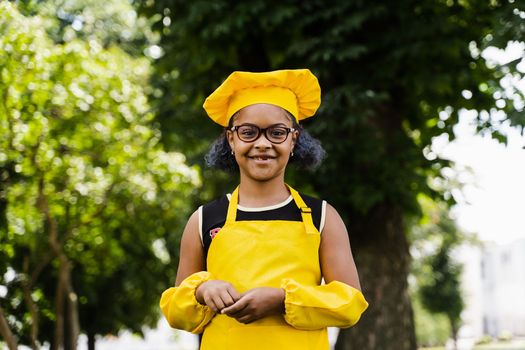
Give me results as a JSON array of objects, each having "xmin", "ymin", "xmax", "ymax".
[{"xmin": 249, "ymin": 156, "xmax": 275, "ymax": 161}]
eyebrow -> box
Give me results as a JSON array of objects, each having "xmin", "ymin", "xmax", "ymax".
[{"xmin": 237, "ymin": 123, "xmax": 290, "ymax": 128}]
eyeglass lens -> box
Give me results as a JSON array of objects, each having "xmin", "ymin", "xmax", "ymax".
[{"xmin": 236, "ymin": 125, "xmax": 291, "ymax": 144}]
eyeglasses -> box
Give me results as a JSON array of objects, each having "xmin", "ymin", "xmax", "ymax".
[{"xmin": 230, "ymin": 124, "xmax": 295, "ymax": 144}]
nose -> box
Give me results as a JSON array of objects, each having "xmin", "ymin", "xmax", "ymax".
[{"xmin": 253, "ymin": 132, "xmax": 272, "ymax": 149}]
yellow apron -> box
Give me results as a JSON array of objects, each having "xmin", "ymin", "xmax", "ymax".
[
  {"xmin": 201, "ymin": 185, "xmax": 329, "ymax": 350},
  {"xmin": 159, "ymin": 185, "xmax": 368, "ymax": 347}
]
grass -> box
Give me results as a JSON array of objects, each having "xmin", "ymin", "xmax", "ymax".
[
  {"xmin": 419, "ymin": 341, "xmax": 525, "ymax": 350},
  {"xmin": 474, "ymin": 345, "xmax": 525, "ymax": 350}
]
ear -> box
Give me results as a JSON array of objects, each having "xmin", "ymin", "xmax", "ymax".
[
  {"xmin": 291, "ymin": 129, "xmax": 299, "ymax": 147},
  {"xmin": 226, "ymin": 130, "xmax": 235, "ymax": 150}
]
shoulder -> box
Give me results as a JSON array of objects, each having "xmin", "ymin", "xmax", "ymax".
[
  {"xmin": 323, "ymin": 202, "xmax": 345, "ymax": 225},
  {"xmin": 299, "ymin": 192, "xmax": 324, "ymax": 207},
  {"xmin": 299, "ymin": 192, "xmax": 327, "ymax": 233},
  {"xmin": 178, "ymin": 207, "xmax": 204, "ymax": 256},
  {"xmin": 201, "ymin": 195, "xmax": 229, "ymax": 223},
  {"xmin": 320, "ymin": 202, "xmax": 350, "ymax": 241},
  {"xmin": 200, "ymin": 194, "xmax": 229, "ymax": 252},
  {"xmin": 175, "ymin": 208, "xmax": 206, "ymax": 285}
]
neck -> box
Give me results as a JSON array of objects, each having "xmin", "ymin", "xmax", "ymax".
[{"xmin": 237, "ymin": 175, "xmax": 290, "ymax": 207}]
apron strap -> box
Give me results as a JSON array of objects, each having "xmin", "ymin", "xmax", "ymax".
[
  {"xmin": 226, "ymin": 185, "xmax": 318, "ymax": 235},
  {"xmin": 287, "ymin": 185, "xmax": 317, "ymax": 235},
  {"xmin": 225, "ymin": 186, "xmax": 240, "ymax": 224}
]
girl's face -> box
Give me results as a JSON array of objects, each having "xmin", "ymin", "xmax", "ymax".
[{"xmin": 227, "ymin": 103, "xmax": 298, "ymax": 183}]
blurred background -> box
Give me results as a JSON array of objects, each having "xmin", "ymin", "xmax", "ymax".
[{"xmin": 1, "ymin": 1, "xmax": 524, "ymax": 349}]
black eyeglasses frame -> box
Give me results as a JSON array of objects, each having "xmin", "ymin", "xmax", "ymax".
[{"xmin": 229, "ymin": 123, "xmax": 296, "ymax": 144}]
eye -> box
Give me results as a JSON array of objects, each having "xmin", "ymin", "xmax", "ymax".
[
  {"xmin": 269, "ymin": 127, "xmax": 287, "ymax": 138},
  {"xmin": 238, "ymin": 126, "xmax": 258, "ymax": 137}
]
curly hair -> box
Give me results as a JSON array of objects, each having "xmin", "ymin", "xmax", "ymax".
[{"xmin": 204, "ymin": 111, "xmax": 325, "ymax": 172}]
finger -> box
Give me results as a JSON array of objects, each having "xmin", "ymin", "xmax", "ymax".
[
  {"xmin": 221, "ymin": 297, "xmax": 248, "ymax": 315},
  {"xmin": 212, "ymin": 295, "xmax": 226, "ymax": 311},
  {"xmin": 203, "ymin": 295, "xmax": 219, "ymax": 313},
  {"xmin": 221, "ymin": 291, "xmax": 236, "ymax": 307},
  {"xmin": 227, "ymin": 286, "xmax": 241, "ymax": 301},
  {"xmin": 218, "ymin": 286, "xmax": 238, "ymax": 307},
  {"xmin": 229, "ymin": 306, "xmax": 251, "ymax": 319},
  {"xmin": 237, "ymin": 314, "xmax": 255, "ymax": 324}
]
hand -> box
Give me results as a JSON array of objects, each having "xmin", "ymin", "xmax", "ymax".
[
  {"xmin": 196, "ymin": 280, "xmax": 241, "ymax": 313},
  {"xmin": 221, "ymin": 287, "xmax": 285, "ymax": 324}
]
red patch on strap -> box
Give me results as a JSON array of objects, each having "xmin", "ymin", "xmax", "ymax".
[{"xmin": 209, "ymin": 227, "xmax": 221, "ymax": 239}]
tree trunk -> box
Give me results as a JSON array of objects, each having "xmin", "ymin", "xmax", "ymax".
[
  {"xmin": 22, "ymin": 256, "xmax": 41, "ymax": 350},
  {"xmin": 0, "ymin": 174, "xmax": 17, "ymax": 349},
  {"xmin": 450, "ymin": 319, "xmax": 459, "ymax": 350},
  {"xmin": 335, "ymin": 204, "xmax": 417, "ymax": 350},
  {"xmin": 0, "ymin": 305, "xmax": 18, "ymax": 350},
  {"xmin": 64, "ymin": 272, "xmax": 80, "ymax": 350},
  {"xmin": 88, "ymin": 332, "xmax": 96, "ymax": 350},
  {"xmin": 54, "ymin": 253, "xmax": 79, "ymax": 350},
  {"xmin": 22, "ymin": 279, "xmax": 41, "ymax": 350},
  {"xmin": 53, "ymin": 258, "xmax": 66, "ymax": 350},
  {"xmin": 39, "ymin": 180, "xmax": 79, "ymax": 350}
]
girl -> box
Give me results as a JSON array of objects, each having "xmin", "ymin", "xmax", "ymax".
[{"xmin": 160, "ymin": 69, "xmax": 368, "ymax": 350}]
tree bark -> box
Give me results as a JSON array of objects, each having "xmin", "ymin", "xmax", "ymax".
[
  {"xmin": 53, "ymin": 257, "xmax": 66, "ymax": 350},
  {"xmin": 22, "ymin": 256, "xmax": 41, "ymax": 350},
  {"xmin": 38, "ymin": 179, "xmax": 79, "ymax": 350},
  {"xmin": 88, "ymin": 332, "xmax": 96, "ymax": 350},
  {"xmin": 22, "ymin": 279, "xmax": 41, "ymax": 349},
  {"xmin": 37, "ymin": 179, "xmax": 64, "ymax": 350},
  {"xmin": 54, "ymin": 252, "xmax": 79, "ymax": 350},
  {"xmin": 335, "ymin": 204, "xmax": 417, "ymax": 350},
  {"xmin": 0, "ymin": 170, "xmax": 17, "ymax": 350},
  {"xmin": 64, "ymin": 269, "xmax": 80, "ymax": 350},
  {"xmin": 450, "ymin": 319, "xmax": 459, "ymax": 350},
  {"xmin": 0, "ymin": 305, "xmax": 18, "ymax": 350}
]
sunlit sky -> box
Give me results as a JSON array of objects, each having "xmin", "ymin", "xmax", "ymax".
[
  {"xmin": 431, "ymin": 42, "xmax": 525, "ymax": 245},
  {"xmin": 434, "ymin": 112, "xmax": 525, "ymax": 244}
]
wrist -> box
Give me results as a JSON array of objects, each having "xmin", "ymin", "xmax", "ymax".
[
  {"xmin": 277, "ymin": 287, "xmax": 286, "ymax": 313},
  {"xmin": 195, "ymin": 280, "xmax": 210, "ymax": 305}
]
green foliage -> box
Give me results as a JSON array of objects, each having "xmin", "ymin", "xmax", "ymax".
[
  {"xmin": 419, "ymin": 247, "xmax": 464, "ymax": 329},
  {"xmin": 413, "ymin": 292, "xmax": 451, "ymax": 347},
  {"xmin": 137, "ymin": 0, "xmax": 525, "ymax": 220},
  {"xmin": 15, "ymin": 0, "xmax": 158, "ymax": 55},
  {"xmin": 136, "ymin": 1, "xmax": 525, "ymax": 346},
  {"xmin": 411, "ymin": 195, "xmax": 467, "ymax": 344},
  {"xmin": 135, "ymin": 0, "xmax": 525, "ymax": 347},
  {"xmin": 0, "ymin": 1, "xmax": 199, "ymax": 345}
]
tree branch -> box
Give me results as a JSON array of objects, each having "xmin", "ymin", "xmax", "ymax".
[
  {"xmin": 22, "ymin": 256, "xmax": 41, "ymax": 350},
  {"xmin": 0, "ymin": 304, "xmax": 18, "ymax": 350}
]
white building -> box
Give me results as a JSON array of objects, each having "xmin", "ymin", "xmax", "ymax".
[
  {"xmin": 456, "ymin": 245, "xmax": 484, "ymax": 339},
  {"xmin": 480, "ymin": 238, "xmax": 525, "ymax": 337},
  {"xmin": 458, "ymin": 238, "xmax": 525, "ymax": 339}
]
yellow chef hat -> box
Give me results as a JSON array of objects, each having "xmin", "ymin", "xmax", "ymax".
[{"xmin": 203, "ymin": 69, "xmax": 321, "ymax": 126}]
